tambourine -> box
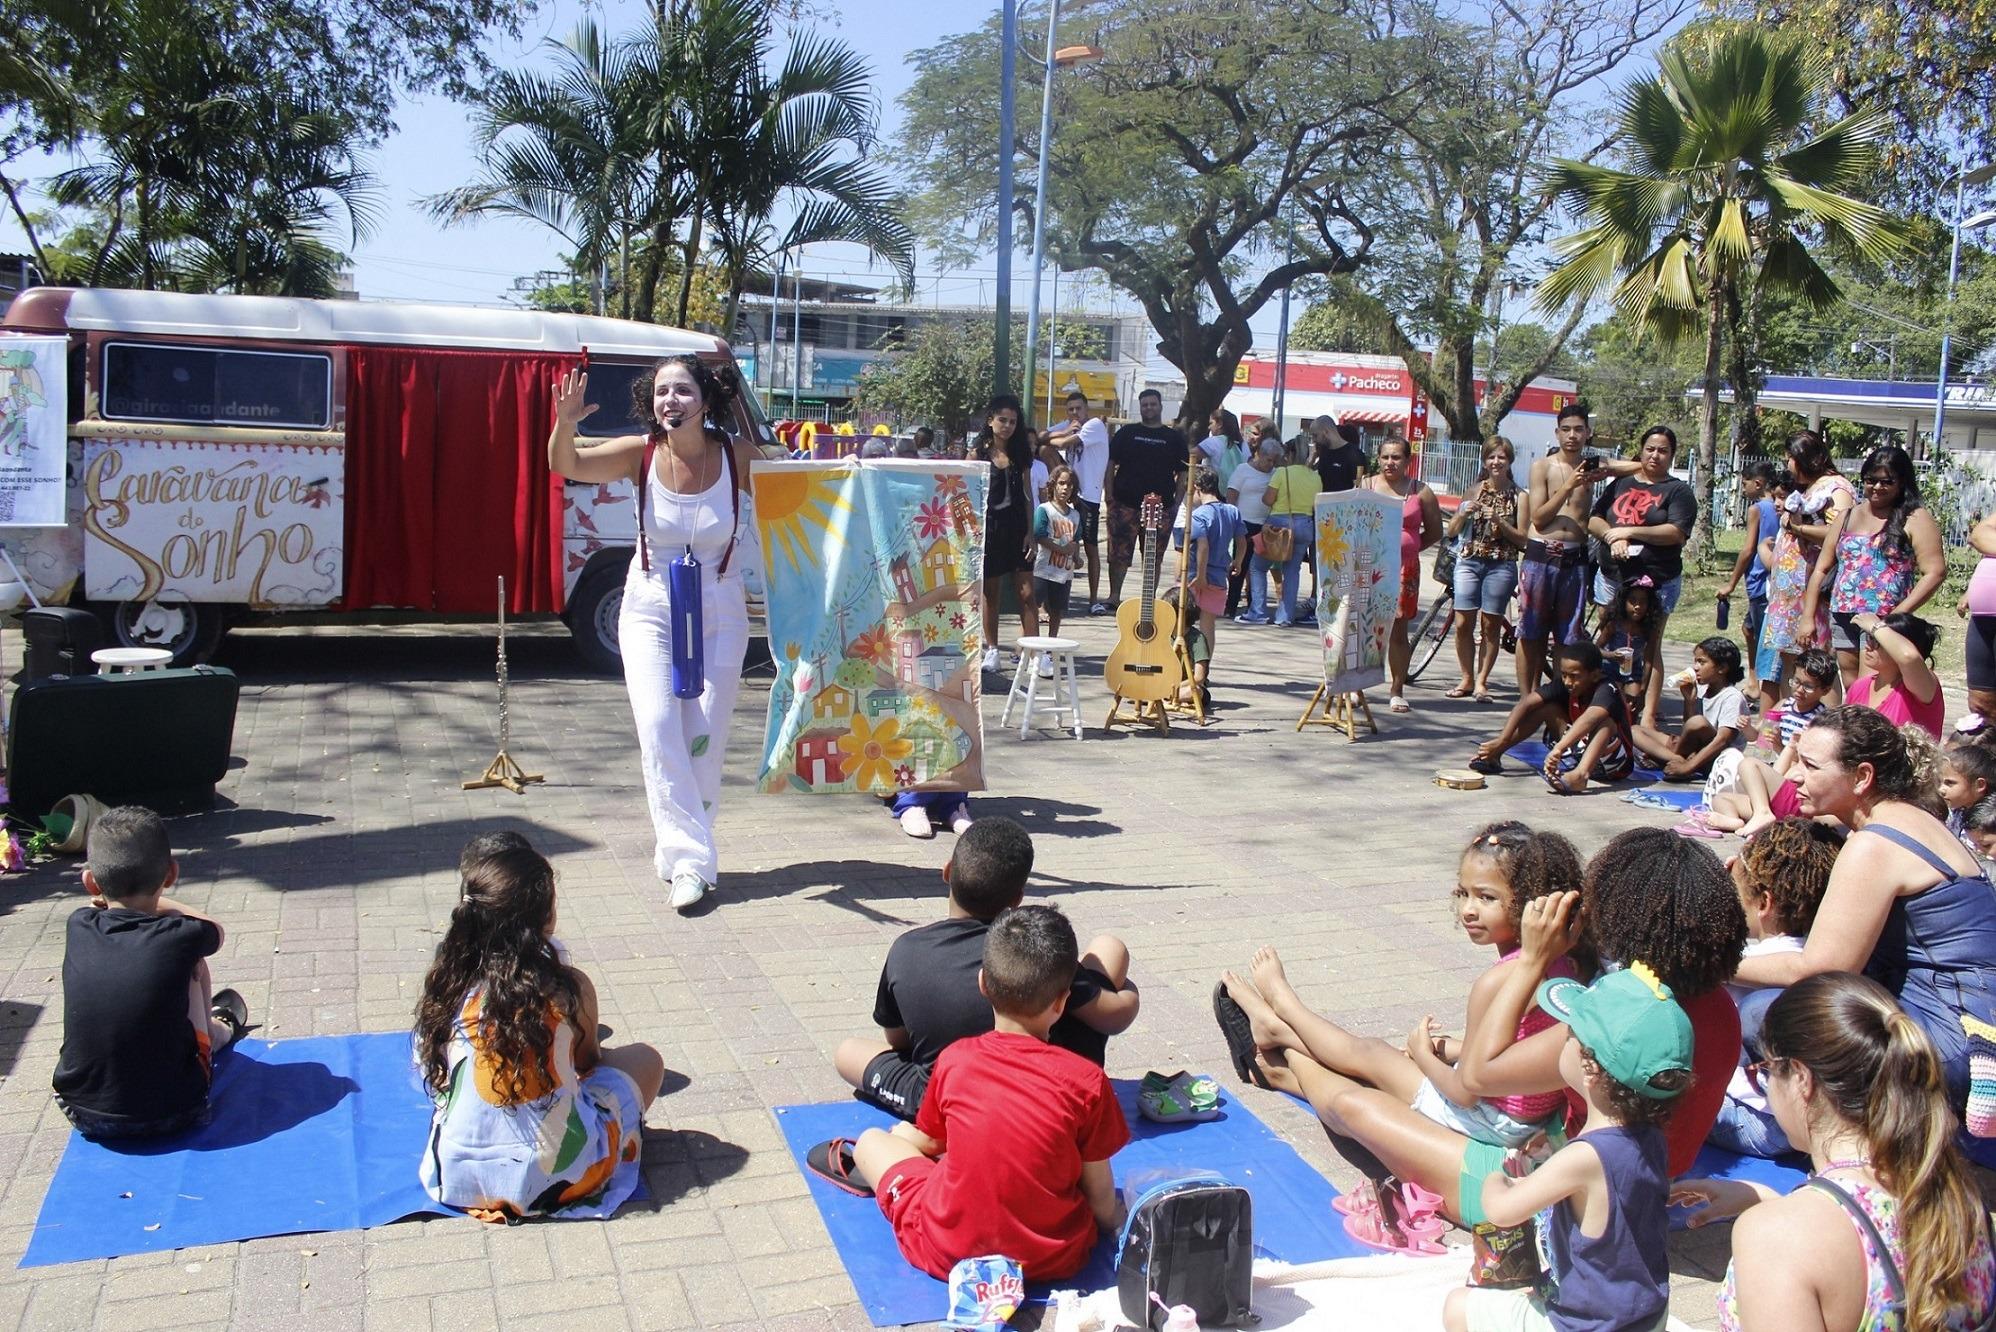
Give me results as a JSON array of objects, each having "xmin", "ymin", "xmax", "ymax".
[{"xmin": 1434, "ymin": 768, "xmax": 1487, "ymax": 791}]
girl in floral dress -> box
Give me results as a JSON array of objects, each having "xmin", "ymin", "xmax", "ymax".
[{"xmin": 1762, "ymin": 431, "xmax": 1854, "ymax": 696}]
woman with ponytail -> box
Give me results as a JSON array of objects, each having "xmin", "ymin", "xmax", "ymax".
[
  {"xmin": 549, "ymin": 355, "xmax": 764, "ymax": 912},
  {"xmin": 1674, "ymin": 972, "xmax": 1996, "ymax": 1332},
  {"xmin": 1735, "ymin": 706, "xmax": 1996, "ymax": 1164},
  {"xmin": 416, "ymin": 833, "xmax": 666, "ymax": 1220}
]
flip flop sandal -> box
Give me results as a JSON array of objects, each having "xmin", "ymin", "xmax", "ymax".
[
  {"xmin": 1139, "ymin": 1071, "xmax": 1222, "ymax": 1123},
  {"xmin": 1211, "ymin": 982, "xmax": 1270, "ymax": 1089},
  {"xmin": 1445, "ymin": 684, "xmax": 1474, "ymax": 699},
  {"xmin": 1475, "ymin": 692, "xmax": 1495, "ymax": 705},
  {"xmin": 1541, "ymin": 763, "xmax": 1574, "ymax": 796},
  {"xmin": 805, "ymin": 1138, "xmax": 873, "ymax": 1196},
  {"xmin": 1673, "ymin": 821, "xmax": 1725, "ymax": 839}
]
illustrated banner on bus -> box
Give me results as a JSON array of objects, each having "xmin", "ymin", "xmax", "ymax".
[
  {"xmin": 0, "ymin": 334, "xmax": 68, "ymax": 526},
  {"xmin": 81, "ymin": 438, "xmax": 345, "ymax": 607}
]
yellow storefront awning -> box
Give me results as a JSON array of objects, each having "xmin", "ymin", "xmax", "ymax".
[{"xmin": 1033, "ymin": 369, "xmax": 1120, "ymax": 408}]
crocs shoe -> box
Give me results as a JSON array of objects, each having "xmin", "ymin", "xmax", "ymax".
[
  {"xmin": 209, "ymin": 988, "xmax": 251, "ymax": 1050},
  {"xmin": 1138, "ymin": 1070, "xmax": 1222, "ymax": 1123}
]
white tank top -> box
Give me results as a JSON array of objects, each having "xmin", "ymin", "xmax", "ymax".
[{"xmin": 640, "ymin": 451, "xmax": 740, "ymax": 579}]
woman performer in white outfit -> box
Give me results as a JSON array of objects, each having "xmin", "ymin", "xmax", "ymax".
[{"xmin": 549, "ymin": 356, "xmax": 758, "ymax": 913}]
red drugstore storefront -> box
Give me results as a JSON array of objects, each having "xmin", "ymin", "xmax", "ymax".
[{"xmin": 1222, "ymin": 351, "xmax": 1579, "ymax": 490}]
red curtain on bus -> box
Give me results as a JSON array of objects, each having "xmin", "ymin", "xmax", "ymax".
[{"xmin": 342, "ymin": 346, "xmax": 578, "ymax": 614}]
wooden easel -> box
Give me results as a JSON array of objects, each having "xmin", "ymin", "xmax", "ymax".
[
  {"xmin": 1297, "ymin": 686, "xmax": 1376, "ymax": 741},
  {"xmin": 464, "ymin": 576, "xmax": 545, "ymax": 794},
  {"xmin": 1105, "ymin": 693, "xmax": 1172, "ymax": 734}
]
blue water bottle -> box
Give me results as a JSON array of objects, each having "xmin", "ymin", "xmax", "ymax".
[{"xmin": 670, "ymin": 547, "xmax": 704, "ymax": 698}]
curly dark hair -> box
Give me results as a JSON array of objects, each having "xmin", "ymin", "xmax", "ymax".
[
  {"xmin": 629, "ymin": 354, "xmax": 743, "ymax": 439},
  {"xmin": 1807, "ymin": 704, "xmax": 1945, "ymax": 814},
  {"xmin": 1579, "ymin": 1045, "xmax": 1688, "ymax": 1130},
  {"xmin": 1738, "ymin": 818, "xmax": 1843, "ymax": 936},
  {"xmin": 1459, "ymin": 821, "xmax": 1584, "ymax": 932},
  {"xmin": 414, "ymin": 836, "xmax": 577, "ymax": 1105},
  {"xmin": 1581, "ymin": 828, "xmax": 1746, "ymax": 998}
]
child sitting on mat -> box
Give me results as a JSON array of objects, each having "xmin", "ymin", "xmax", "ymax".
[
  {"xmin": 1702, "ymin": 648, "xmax": 1835, "ymax": 836},
  {"xmin": 415, "ymin": 832, "xmax": 666, "ymax": 1221},
  {"xmin": 1466, "ymin": 641, "xmax": 1636, "ymax": 792},
  {"xmin": 833, "ymin": 817, "xmax": 1138, "ymax": 1120},
  {"xmin": 819, "ymin": 905, "xmax": 1130, "ymax": 1280},
  {"xmin": 1710, "ymin": 819, "xmax": 1841, "ymax": 1157},
  {"xmin": 53, "ymin": 806, "xmax": 250, "ymax": 1139},
  {"xmin": 1443, "ymin": 965, "xmax": 1693, "ymax": 1332}
]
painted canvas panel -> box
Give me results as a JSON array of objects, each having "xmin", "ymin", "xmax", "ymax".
[
  {"xmin": 0, "ymin": 334, "xmax": 69, "ymax": 527},
  {"xmin": 753, "ymin": 459, "xmax": 987, "ymax": 795},
  {"xmin": 1313, "ymin": 490, "xmax": 1403, "ymax": 695}
]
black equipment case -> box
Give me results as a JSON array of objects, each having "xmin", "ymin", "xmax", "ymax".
[{"xmin": 7, "ymin": 667, "xmax": 240, "ymax": 816}]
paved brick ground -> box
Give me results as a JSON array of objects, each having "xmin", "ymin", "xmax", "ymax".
[{"xmin": 0, "ymin": 585, "xmax": 1808, "ymax": 1330}]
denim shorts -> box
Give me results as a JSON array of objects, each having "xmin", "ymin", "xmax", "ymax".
[
  {"xmin": 1452, "ymin": 555, "xmax": 1518, "ymax": 616},
  {"xmin": 1593, "ymin": 570, "xmax": 1682, "ymax": 614}
]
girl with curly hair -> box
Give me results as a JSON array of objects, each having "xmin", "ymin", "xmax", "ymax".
[
  {"xmin": 549, "ymin": 355, "xmax": 766, "ymax": 912},
  {"xmin": 1674, "ymin": 973, "xmax": 1996, "ymax": 1332},
  {"xmin": 416, "ymin": 833, "xmax": 666, "ymax": 1221},
  {"xmin": 1217, "ymin": 823, "xmax": 1584, "ymax": 1152}
]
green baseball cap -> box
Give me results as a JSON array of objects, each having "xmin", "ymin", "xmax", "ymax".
[{"xmin": 1536, "ymin": 963, "xmax": 1693, "ymax": 1100}]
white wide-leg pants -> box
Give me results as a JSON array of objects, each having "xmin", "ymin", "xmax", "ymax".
[{"xmin": 619, "ymin": 564, "xmax": 749, "ymax": 884}]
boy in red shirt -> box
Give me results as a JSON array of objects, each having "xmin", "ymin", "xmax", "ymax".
[{"xmin": 840, "ymin": 904, "xmax": 1130, "ymax": 1279}]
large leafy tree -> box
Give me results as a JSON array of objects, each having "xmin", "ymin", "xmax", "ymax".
[
  {"xmin": 1330, "ymin": 0, "xmax": 1691, "ymax": 444},
  {"xmin": 893, "ymin": 0, "xmax": 1426, "ymax": 432},
  {"xmin": 1537, "ymin": 26, "xmax": 1910, "ymax": 557}
]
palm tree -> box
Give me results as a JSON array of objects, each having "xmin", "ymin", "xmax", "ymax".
[
  {"xmin": 1536, "ymin": 26, "xmax": 1910, "ymax": 556},
  {"xmin": 428, "ymin": 19, "xmax": 669, "ymax": 316}
]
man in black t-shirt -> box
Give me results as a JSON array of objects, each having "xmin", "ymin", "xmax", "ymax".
[
  {"xmin": 53, "ymin": 807, "xmax": 250, "ymax": 1138},
  {"xmin": 831, "ymin": 818, "xmax": 1140, "ymax": 1120},
  {"xmin": 1104, "ymin": 388, "xmax": 1188, "ymax": 604},
  {"xmin": 1466, "ymin": 641, "xmax": 1636, "ymax": 791},
  {"xmin": 1588, "ymin": 425, "xmax": 1697, "ymax": 726},
  {"xmin": 1309, "ymin": 417, "xmax": 1369, "ymax": 493}
]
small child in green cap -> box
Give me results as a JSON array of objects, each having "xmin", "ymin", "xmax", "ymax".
[{"xmin": 1444, "ymin": 961, "xmax": 1693, "ymax": 1332}]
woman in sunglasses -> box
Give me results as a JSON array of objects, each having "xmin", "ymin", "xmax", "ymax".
[
  {"xmin": 1803, "ymin": 444, "xmax": 1946, "ymax": 692},
  {"xmin": 1672, "ymin": 972, "xmax": 1996, "ymax": 1332}
]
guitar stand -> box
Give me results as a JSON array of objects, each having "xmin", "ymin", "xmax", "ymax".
[
  {"xmin": 1297, "ymin": 685, "xmax": 1376, "ymax": 742},
  {"xmin": 1105, "ymin": 693, "xmax": 1172, "ymax": 735},
  {"xmin": 464, "ymin": 749, "xmax": 545, "ymax": 794}
]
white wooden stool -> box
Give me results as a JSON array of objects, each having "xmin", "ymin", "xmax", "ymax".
[
  {"xmin": 91, "ymin": 647, "xmax": 174, "ymax": 673},
  {"xmin": 1000, "ymin": 635, "xmax": 1084, "ymax": 739}
]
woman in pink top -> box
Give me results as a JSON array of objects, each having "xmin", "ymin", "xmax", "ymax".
[
  {"xmin": 1958, "ymin": 509, "xmax": 1996, "ymax": 731},
  {"xmin": 1840, "ymin": 611, "xmax": 1944, "ymax": 739}
]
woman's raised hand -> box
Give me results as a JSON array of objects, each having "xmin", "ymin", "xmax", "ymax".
[
  {"xmin": 554, "ymin": 368, "xmax": 599, "ymax": 428},
  {"xmin": 1520, "ymin": 890, "xmax": 1582, "ymax": 969}
]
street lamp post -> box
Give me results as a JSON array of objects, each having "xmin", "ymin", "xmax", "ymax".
[
  {"xmin": 994, "ymin": 0, "xmax": 1018, "ymax": 401},
  {"xmin": 1020, "ymin": 2, "xmax": 1101, "ymax": 425},
  {"xmin": 1932, "ymin": 161, "xmax": 1996, "ymax": 449}
]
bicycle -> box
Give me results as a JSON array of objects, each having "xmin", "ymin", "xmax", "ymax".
[{"xmin": 1406, "ymin": 543, "xmax": 1595, "ymax": 686}]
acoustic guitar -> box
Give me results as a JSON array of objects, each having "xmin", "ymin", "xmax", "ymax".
[{"xmin": 1104, "ymin": 495, "xmax": 1188, "ymax": 704}]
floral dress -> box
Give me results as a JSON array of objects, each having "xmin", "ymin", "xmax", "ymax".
[
  {"xmin": 420, "ymin": 987, "xmax": 645, "ymax": 1219},
  {"xmin": 1717, "ymin": 1179, "xmax": 1996, "ymax": 1332},
  {"xmin": 1763, "ymin": 474, "xmax": 1854, "ymax": 655},
  {"xmin": 1830, "ymin": 525, "xmax": 1915, "ymax": 616}
]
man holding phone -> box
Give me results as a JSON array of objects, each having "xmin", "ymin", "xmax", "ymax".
[{"xmin": 1518, "ymin": 402, "xmax": 1629, "ymax": 693}]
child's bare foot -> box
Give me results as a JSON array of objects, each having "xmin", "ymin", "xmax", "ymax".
[
  {"xmin": 1249, "ymin": 945, "xmax": 1304, "ymax": 1021},
  {"xmin": 1254, "ymin": 1047, "xmax": 1302, "ymax": 1096},
  {"xmin": 1738, "ymin": 811, "xmax": 1776, "ymax": 840},
  {"xmin": 1221, "ymin": 969, "xmax": 1301, "ymax": 1052}
]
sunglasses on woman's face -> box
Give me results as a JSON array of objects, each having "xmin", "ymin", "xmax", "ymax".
[
  {"xmin": 1743, "ymin": 1056, "xmax": 1788, "ymax": 1095},
  {"xmin": 1862, "ymin": 475, "xmax": 1896, "ymax": 490}
]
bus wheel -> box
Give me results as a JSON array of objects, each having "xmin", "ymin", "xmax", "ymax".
[
  {"xmin": 90, "ymin": 597, "xmax": 226, "ymax": 667},
  {"xmin": 563, "ymin": 559, "xmax": 628, "ymax": 674}
]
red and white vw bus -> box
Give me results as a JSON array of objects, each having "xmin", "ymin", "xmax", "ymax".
[{"xmin": 0, "ymin": 287, "xmax": 774, "ymax": 668}]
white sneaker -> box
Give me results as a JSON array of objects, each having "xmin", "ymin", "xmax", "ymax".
[
  {"xmin": 950, "ymin": 810, "xmax": 973, "ymax": 834},
  {"xmin": 899, "ymin": 806, "xmax": 935, "ymax": 838},
  {"xmin": 668, "ymin": 872, "xmax": 709, "ymax": 913},
  {"xmin": 981, "ymin": 646, "xmax": 1001, "ymax": 673},
  {"xmin": 1037, "ymin": 652, "xmax": 1055, "ymax": 678}
]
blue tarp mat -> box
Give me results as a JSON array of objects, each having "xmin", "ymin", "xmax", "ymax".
[
  {"xmin": 24, "ymin": 1033, "xmax": 450, "ymax": 1266},
  {"xmin": 1669, "ymin": 1143, "xmax": 1809, "ymax": 1230},
  {"xmin": 1506, "ymin": 739, "xmax": 1667, "ymax": 785},
  {"xmin": 777, "ymin": 1078, "xmax": 1365, "ymax": 1327}
]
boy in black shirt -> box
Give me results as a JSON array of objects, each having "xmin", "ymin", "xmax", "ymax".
[
  {"xmin": 53, "ymin": 806, "xmax": 249, "ymax": 1138},
  {"xmin": 1465, "ymin": 641, "xmax": 1637, "ymax": 792},
  {"xmin": 833, "ymin": 817, "xmax": 1139, "ymax": 1119}
]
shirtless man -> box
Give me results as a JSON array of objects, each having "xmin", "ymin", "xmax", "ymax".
[{"xmin": 1517, "ymin": 402, "xmax": 1635, "ymax": 693}]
